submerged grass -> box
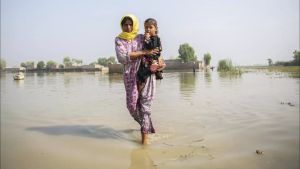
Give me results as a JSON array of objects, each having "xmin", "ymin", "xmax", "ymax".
[
  {"xmin": 240, "ymin": 66, "xmax": 300, "ymax": 78},
  {"xmin": 217, "ymin": 59, "xmax": 243, "ymax": 75}
]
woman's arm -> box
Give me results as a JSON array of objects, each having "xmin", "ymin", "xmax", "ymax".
[
  {"xmin": 115, "ymin": 37, "xmax": 159, "ymax": 64},
  {"xmin": 129, "ymin": 49, "xmax": 159, "ymax": 60}
]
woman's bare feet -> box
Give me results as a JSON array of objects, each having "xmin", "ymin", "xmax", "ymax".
[{"xmin": 142, "ymin": 133, "xmax": 148, "ymax": 145}]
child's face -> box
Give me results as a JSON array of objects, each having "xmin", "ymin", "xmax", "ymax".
[{"xmin": 144, "ymin": 23, "xmax": 157, "ymax": 36}]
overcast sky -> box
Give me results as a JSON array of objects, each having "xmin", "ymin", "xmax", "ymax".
[{"xmin": 1, "ymin": 0, "xmax": 299, "ymax": 67}]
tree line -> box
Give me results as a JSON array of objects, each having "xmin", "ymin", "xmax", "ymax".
[
  {"xmin": 0, "ymin": 56, "xmax": 117, "ymax": 70},
  {"xmin": 0, "ymin": 43, "xmax": 208, "ymax": 70},
  {"xmin": 267, "ymin": 50, "xmax": 300, "ymax": 66},
  {"xmin": 2, "ymin": 44, "xmax": 297, "ymax": 71}
]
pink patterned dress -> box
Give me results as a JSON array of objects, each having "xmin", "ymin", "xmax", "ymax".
[{"xmin": 115, "ymin": 34, "xmax": 156, "ymax": 134}]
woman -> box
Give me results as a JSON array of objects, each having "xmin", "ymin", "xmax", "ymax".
[{"xmin": 115, "ymin": 14, "xmax": 165, "ymax": 144}]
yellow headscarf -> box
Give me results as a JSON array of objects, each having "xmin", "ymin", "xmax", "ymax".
[{"xmin": 117, "ymin": 14, "xmax": 139, "ymax": 41}]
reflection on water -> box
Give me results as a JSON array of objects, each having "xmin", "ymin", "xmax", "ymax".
[
  {"xmin": 179, "ymin": 72, "xmax": 196, "ymax": 98},
  {"xmin": 108, "ymin": 73, "xmax": 123, "ymax": 84},
  {"xmin": 218, "ymin": 71, "xmax": 242, "ymax": 79},
  {"xmin": 129, "ymin": 147, "xmax": 155, "ymax": 169},
  {"xmin": 36, "ymin": 72, "xmax": 45, "ymax": 77},
  {"xmin": 13, "ymin": 79, "xmax": 25, "ymax": 88},
  {"xmin": 204, "ymin": 70, "xmax": 212, "ymax": 85}
]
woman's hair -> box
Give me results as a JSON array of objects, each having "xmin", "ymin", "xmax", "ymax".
[
  {"xmin": 144, "ymin": 18, "xmax": 158, "ymax": 34},
  {"xmin": 121, "ymin": 16, "xmax": 133, "ymax": 26}
]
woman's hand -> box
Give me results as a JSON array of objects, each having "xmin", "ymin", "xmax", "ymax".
[
  {"xmin": 144, "ymin": 48, "xmax": 159, "ymax": 56},
  {"xmin": 129, "ymin": 49, "xmax": 159, "ymax": 60}
]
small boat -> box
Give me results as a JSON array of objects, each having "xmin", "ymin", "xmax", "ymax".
[{"xmin": 13, "ymin": 72, "xmax": 25, "ymax": 80}]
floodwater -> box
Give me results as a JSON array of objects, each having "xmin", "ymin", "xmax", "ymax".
[{"xmin": 1, "ymin": 70, "xmax": 299, "ymax": 169}]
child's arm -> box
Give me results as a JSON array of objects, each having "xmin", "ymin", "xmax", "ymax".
[{"xmin": 157, "ymin": 36, "xmax": 162, "ymax": 52}]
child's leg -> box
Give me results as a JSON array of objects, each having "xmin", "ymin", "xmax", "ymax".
[
  {"xmin": 155, "ymin": 71, "xmax": 163, "ymax": 80},
  {"xmin": 137, "ymin": 81, "xmax": 146, "ymax": 94}
]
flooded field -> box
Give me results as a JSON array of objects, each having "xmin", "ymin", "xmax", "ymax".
[{"xmin": 1, "ymin": 70, "xmax": 299, "ymax": 169}]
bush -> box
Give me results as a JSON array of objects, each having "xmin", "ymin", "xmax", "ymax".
[
  {"xmin": 217, "ymin": 59, "xmax": 242, "ymax": 74},
  {"xmin": 203, "ymin": 53, "xmax": 211, "ymax": 66},
  {"xmin": 217, "ymin": 59, "xmax": 233, "ymax": 71}
]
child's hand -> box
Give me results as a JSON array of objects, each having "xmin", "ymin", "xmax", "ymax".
[{"xmin": 144, "ymin": 32, "xmax": 150, "ymax": 41}]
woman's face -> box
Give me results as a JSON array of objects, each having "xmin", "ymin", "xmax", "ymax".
[
  {"xmin": 144, "ymin": 23, "xmax": 157, "ymax": 36},
  {"xmin": 122, "ymin": 19, "xmax": 133, "ymax": 33}
]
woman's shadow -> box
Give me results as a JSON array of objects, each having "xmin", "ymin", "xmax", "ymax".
[
  {"xmin": 129, "ymin": 146, "xmax": 156, "ymax": 169},
  {"xmin": 26, "ymin": 125, "xmax": 138, "ymax": 142}
]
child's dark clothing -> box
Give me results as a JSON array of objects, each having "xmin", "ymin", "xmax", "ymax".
[{"xmin": 137, "ymin": 36, "xmax": 163, "ymax": 83}]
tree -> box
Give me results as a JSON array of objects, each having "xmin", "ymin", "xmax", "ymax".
[
  {"xmin": 63, "ymin": 56, "xmax": 72, "ymax": 67},
  {"xmin": 97, "ymin": 57, "xmax": 116, "ymax": 66},
  {"xmin": 21, "ymin": 62, "xmax": 27, "ymax": 68},
  {"xmin": 178, "ymin": 43, "xmax": 196, "ymax": 62},
  {"xmin": 267, "ymin": 58, "xmax": 273, "ymax": 66},
  {"xmin": 46, "ymin": 60, "xmax": 57, "ymax": 69},
  {"xmin": 72, "ymin": 58, "xmax": 82, "ymax": 66},
  {"xmin": 107, "ymin": 56, "xmax": 116, "ymax": 65},
  {"xmin": 37, "ymin": 61, "xmax": 45, "ymax": 70},
  {"xmin": 89, "ymin": 62, "xmax": 98, "ymax": 66},
  {"xmin": 20, "ymin": 61, "xmax": 34, "ymax": 69},
  {"xmin": 203, "ymin": 53, "xmax": 212, "ymax": 66},
  {"xmin": 0, "ymin": 59, "xmax": 6, "ymax": 70},
  {"xmin": 292, "ymin": 50, "xmax": 300, "ymax": 66},
  {"xmin": 98, "ymin": 57, "xmax": 107, "ymax": 66},
  {"xmin": 272, "ymin": 50, "xmax": 300, "ymax": 66}
]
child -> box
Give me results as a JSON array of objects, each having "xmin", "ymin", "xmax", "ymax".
[{"xmin": 137, "ymin": 18, "xmax": 164, "ymax": 84}]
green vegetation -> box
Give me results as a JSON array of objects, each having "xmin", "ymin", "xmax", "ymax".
[
  {"xmin": 97, "ymin": 56, "xmax": 116, "ymax": 66},
  {"xmin": 63, "ymin": 56, "xmax": 72, "ymax": 67},
  {"xmin": 267, "ymin": 58, "xmax": 273, "ymax": 66},
  {"xmin": 265, "ymin": 66, "xmax": 300, "ymax": 72},
  {"xmin": 203, "ymin": 53, "xmax": 212, "ymax": 66},
  {"xmin": 89, "ymin": 62, "xmax": 98, "ymax": 66},
  {"xmin": 271, "ymin": 50, "xmax": 300, "ymax": 66},
  {"xmin": 239, "ymin": 66, "xmax": 300, "ymax": 78},
  {"xmin": 8, "ymin": 55, "xmax": 117, "ymax": 71},
  {"xmin": 72, "ymin": 58, "xmax": 83, "ymax": 65},
  {"xmin": 21, "ymin": 61, "xmax": 34, "ymax": 69},
  {"xmin": 217, "ymin": 59, "xmax": 242, "ymax": 75},
  {"xmin": 46, "ymin": 60, "xmax": 57, "ymax": 69},
  {"xmin": 37, "ymin": 61, "xmax": 45, "ymax": 70},
  {"xmin": 217, "ymin": 59, "xmax": 233, "ymax": 71},
  {"xmin": 63, "ymin": 56, "xmax": 82, "ymax": 67},
  {"xmin": 0, "ymin": 58, "xmax": 6, "ymax": 70},
  {"xmin": 178, "ymin": 43, "xmax": 197, "ymax": 62}
]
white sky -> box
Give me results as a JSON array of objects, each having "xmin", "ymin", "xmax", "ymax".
[{"xmin": 1, "ymin": 0, "xmax": 299, "ymax": 67}]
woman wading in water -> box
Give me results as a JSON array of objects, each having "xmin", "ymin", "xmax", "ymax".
[{"xmin": 115, "ymin": 14, "xmax": 165, "ymax": 144}]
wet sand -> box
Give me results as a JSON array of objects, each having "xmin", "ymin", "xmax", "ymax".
[{"xmin": 1, "ymin": 71, "xmax": 299, "ymax": 169}]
